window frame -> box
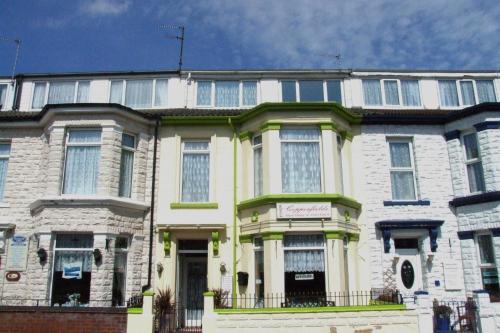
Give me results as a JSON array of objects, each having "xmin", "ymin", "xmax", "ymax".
[
  {"xmin": 118, "ymin": 133, "xmax": 136, "ymax": 198},
  {"xmin": 195, "ymin": 80, "xmax": 259, "ymax": 108},
  {"xmin": 108, "ymin": 78, "xmax": 168, "ymax": 109},
  {"xmin": 0, "ymin": 142, "xmax": 11, "ymax": 201},
  {"xmin": 0, "ymin": 83, "xmax": 8, "ymax": 111},
  {"xmin": 475, "ymin": 232, "xmax": 499, "ymax": 293},
  {"xmin": 438, "ymin": 79, "xmax": 498, "ymax": 108},
  {"xmin": 179, "ymin": 139, "xmax": 211, "ymax": 203},
  {"xmin": 31, "ymin": 80, "xmax": 91, "ymax": 109},
  {"xmin": 279, "ymin": 79, "xmax": 344, "ymax": 104},
  {"xmin": 462, "ymin": 131, "xmax": 485, "ymax": 194},
  {"xmin": 61, "ymin": 128, "xmax": 102, "ymax": 195},
  {"xmin": 252, "ymin": 134, "xmax": 263, "ymax": 198},
  {"xmin": 112, "ymin": 235, "xmax": 129, "ymax": 306},
  {"xmin": 362, "ymin": 78, "xmax": 422, "ymax": 108},
  {"xmin": 387, "ymin": 138, "xmax": 418, "ymax": 201}
]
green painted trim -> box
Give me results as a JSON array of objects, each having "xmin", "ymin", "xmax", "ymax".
[
  {"xmin": 319, "ymin": 122, "xmax": 338, "ymax": 131},
  {"xmin": 203, "ymin": 291, "xmax": 215, "ymax": 297},
  {"xmin": 127, "ymin": 308, "xmax": 143, "ymax": 314},
  {"xmin": 238, "ymin": 194, "xmax": 362, "ymax": 211},
  {"xmin": 215, "ymin": 304, "xmax": 406, "ymax": 314},
  {"xmin": 212, "ymin": 231, "xmax": 220, "ymax": 256},
  {"xmin": 341, "ymin": 130, "xmax": 354, "ymax": 141},
  {"xmin": 230, "ymin": 119, "xmax": 238, "ymax": 308},
  {"xmin": 239, "ymin": 131, "xmax": 253, "ymax": 142},
  {"xmin": 142, "ymin": 290, "xmax": 155, "ymax": 296},
  {"xmin": 348, "ymin": 232, "xmax": 360, "ymax": 242},
  {"xmin": 239, "ymin": 235, "xmax": 253, "ymax": 243},
  {"xmin": 163, "ymin": 231, "xmax": 171, "ymax": 256},
  {"xmin": 170, "ymin": 202, "xmax": 219, "ymax": 209},
  {"xmin": 325, "ymin": 231, "xmax": 345, "ymax": 239},
  {"xmin": 262, "ymin": 232, "xmax": 284, "ymax": 241},
  {"xmin": 260, "ymin": 122, "xmax": 282, "ymax": 132}
]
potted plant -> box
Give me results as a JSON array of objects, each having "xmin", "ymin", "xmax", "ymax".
[
  {"xmin": 211, "ymin": 288, "xmax": 229, "ymax": 309},
  {"xmin": 433, "ymin": 300, "xmax": 453, "ymax": 332},
  {"xmin": 154, "ymin": 288, "xmax": 175, "ymax": 333}
]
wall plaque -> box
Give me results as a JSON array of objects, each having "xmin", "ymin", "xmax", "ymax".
[
  {"xmin": 277, "ymin": 203, "xmax": 331, "ymax": 219},
  {"xmin": 5, "ymin": 271, "xmax": 21, "ymax": 282},
  {"xmin": 6, "ymin": 234, "xmax": 29, "ymax": 271},
  {"xmin": 443, "ymin": 263, "xmax": 462, "ymax": 291}
]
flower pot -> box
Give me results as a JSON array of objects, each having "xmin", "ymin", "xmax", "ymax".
[{"xmin": 436, "ymin": 316, "xmax": 451, "ymax": 332}]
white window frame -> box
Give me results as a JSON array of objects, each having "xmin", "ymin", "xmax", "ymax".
[
  {"xmin": 462, "ymin": 131, "xmax": 485, "ymax": 194},
  {"xmin": 336, "ymin": 134, "xmax": 344, "ymax": 195},
  {"xmin": 113, "ymin": 235, "xmax": 129, "ymax": 306},
  {"xmin": 279, "ymin": 80, "xmax": 344, "ymax": 104},
  {"xmin": 119, "ymin": 133, "xmax": 136, "ymax": 198},
  {"xmin": 0, "ymin": 83, "xmax": 9, "ymax": 111},
  {"xmin": 61, "ymin": 128, "xmax": 102, "ymax": 195},
  {"xmin": 108, "ymin": 78, "xmax": 168, "ymax": 109},
  {"xmin": 475, "ymin": 232, "xmax": 499, "ymax": 291},
  {"xmin": 0, "ymin": 142, "xmax": 11, "ymax": 201},
  {"xmin": 252, "ymin": 134, "xmax": 263, "ymax": 198},
  {"xmin": 438, "ymin": 79, "xmax": 498, "ymax": 108},
  {"xmin": 280, "ymin": 126, "xmax": 324, "ymax": 194},
  {"xmin": 31, "ymin": 80, "xmax": 91, "ymax": 109},
  {"xmin": 387, "ymin": 138, "xmax": 418, "ymax": 201},
  {"xmin": 362, "ymin": 79, "xmax": 422, "ymax": 108},
  {"xmin": 179, "ymin": 139, "xmax": 211, "ymax": 202},
  {"xmin": 195, "ymin": 80, "xmax": 259, "ymax": 108}
]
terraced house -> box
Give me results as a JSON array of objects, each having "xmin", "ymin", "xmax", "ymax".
[{"xmin": 0, "ymin": 69, "xmax": 499, "ymax": 333}]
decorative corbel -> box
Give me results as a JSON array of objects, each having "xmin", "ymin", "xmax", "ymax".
[
  {"xmin": 212, "ymin": 231, "xmax": 220, "ymax": 257},
  {"xmin": 429, "ymin": 227, "xmax": 438, "ymax": 252},
  {"xmin": 163, "ymin": 231, "xmax": 171, "ymax": 256},
  {"xmin": 382, "ymin": 229, "xmax": 391, "ymax": 253}
]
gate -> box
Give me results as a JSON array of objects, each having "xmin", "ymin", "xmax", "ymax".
[
  {"xmin": 156, "ymin": 302, "xmax": 203, "ymax": 333},
  {"xmin": 433, "ymin": 298, "xmax": 478, "ymax": 333}
]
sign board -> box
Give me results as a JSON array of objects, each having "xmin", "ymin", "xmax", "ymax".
[
  {"xmin": 6, "ymin": 235, "xmax": 29, "ymax": 271},
  {"xmin": 221, "ymin": 275, "xmax": 233, "ymax": 306},
  {"xmin": 277, "ymin": 203, "xmax": 331, "ymax": 219},
  {"xmin": 295, "ymin": 273, "xmax": 314, "ymax": 280},
  {"xmin": 443, "ymin": 263, "xmax": 462, "ymax": 291},
  {"xmin": 5, "ymin": 271, "xmax": 21, "ymax": 282}
]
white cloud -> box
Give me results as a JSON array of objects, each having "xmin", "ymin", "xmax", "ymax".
[
  {"xmin": 152, "ymin": 0, "xmax": 500, "ymax": 69},
  {"xmin": 81, "ymin": 0, "xmax": 131, "ymax": 16}
]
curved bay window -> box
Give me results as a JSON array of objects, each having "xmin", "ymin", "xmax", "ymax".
[{"xmin": 51, "ymin": 234, "xmax": 93, "ymax": 306}]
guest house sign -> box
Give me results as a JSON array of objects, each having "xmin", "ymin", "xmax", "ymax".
[
  {"xmin": 277, "ymin": 203, "xmax": 331, "ymax": 219},
  {"xmin": 6, "ymin": 234, "xmax": 29, "ymax": 271}
]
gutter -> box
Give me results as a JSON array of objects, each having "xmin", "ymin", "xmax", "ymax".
[{"xmin": 228, "ymin": 118, "xmax": 238, "ymax": 307}]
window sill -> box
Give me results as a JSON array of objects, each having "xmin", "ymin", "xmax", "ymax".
[
  {"xmin": 30, "ymin": 195, "xmax": 150, "ymax": 214},
  {"xmin": 383, "ymin": 200, "xmax": 430, "ymax": 206},
  {"xmin": 170, "ymin": 202, "xmax": 219, "ymax": 209},
  {"xmin": 449, "ymin": 191, "xmax": 500, "ymax": 208},
  {"xmin": 0, "ymin": 202, "xmax": 10, "ymax": 208}
]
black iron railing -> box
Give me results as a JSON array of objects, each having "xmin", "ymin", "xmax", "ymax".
[
  {"xmin": 432, "ymin": 298, "xmax": 478, "ymax": 333},
  {"xmin": 155, "ymin": 302, "xmax": 202, "ymax": 333}
]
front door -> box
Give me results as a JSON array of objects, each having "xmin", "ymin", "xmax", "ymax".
[
  {"xmin": 180, "ymin": 256, "xmax": 207, "ymax": 327},
  {"xmin": 395, "ymin": 249, "xmax": 422, "ymax": 295}
]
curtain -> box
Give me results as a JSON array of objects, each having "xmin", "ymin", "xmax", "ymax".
[
  {"xmin": 197, "ymin": 81, "xmax": 212, "ymax": 106},
  {"xmin": 284, "ymin": 234, "xmax": 324, "ymax": 247},
  {"xmin": 119, "ymin": 150, "xmax": 134, "ymax": 197},
  {"xmin": 215, "ymin": 81, "xmax": 239, "ymax": 107},
  {"xmin": 125, "ymin": 80, "xmax": 153, "ymax": 108},
  {"xmin": 282, "ymin": 81, "xmax": 296, "ymax": 102},
  {"xmin": 389, "ymin": 142, "xmax": 411, "ymax": 167},
  {"xmin": 32, "ymin": 83, "xmax": 46, "ymax": 108},
  {"xmin": 154, "ymin": 79, "xmax": 168, "ymax": 107},
  {"xmin": 253, "ymin": 147, "xmax": 263, "ymax": 196},
  {"xmin": 281, "ymin": 129, "xmax": 321, "ymax": 193},
  {"xmin": 478, "ymin": 235, "xmax": 495, "ymax": 264},
  {"xmin": 363, "ymin": 80, "xmax": 382, "ymax": 105},
  {"xmin": 439, "ymin": 80, "xmax": 459, "ymax": 106},
  {"xmin": 299, "ymin": 80, "xmax": 324, "ymax": 102},
  {"xmin": 391, "ymin": 171, "xmax": 415, "ymax": 200},
  {"xmin": 284, "ymin": 235, "xmax": 325, "ymax": 273},
  {"xmin": 401, "ymin": 80, "xmax": 421, "ymax": 106},
  {"xmin": 477, "ymin": 80, "xmax": 496, "ymax": 103},
  {"xmin": 54, "ymin": 251, "xmax": 93, "ymax": 272},
  {"xmin": 327, "ymin": 80, "xmax": 342, "ymax": 103},
  {"xmin": 76, "ymin": 82, "xmax": 90, "ymax": 103},
  {"xmin": 384, "ymin": 80, "xmax": 399, "ymax": 105},
  {"xmin": 243, "ymin": 81, "xmax": 257, "ymax": 106},
  {"xmin": 182, "ymin": 142, "xmax": 210, "ymax": 202},
  {"xmin": 337, "ymin": 135, "xmax": 344, "ymax": 194},
  {"xmin": 460, "ymin": 81, "xmax": 476, "ymax": 105},
  {"xmin": 0, "ymin": 84, "xmax": 6, "ymax": 108},
  {"xmin": 467, "ymin": 163, "xmax": 485, "ymax": 192},
  {"xmin": 463, "ymin": 133, "xmax": 479, "ymax": 159},
  {"xmin": 0, "ymin": 157, "xmax": 9, "ymax": 200},
  {"xmin": 110, "ymin": 81, "xmax": 123, "ymax": 104},
  {"xmin": 48, "ymin": 82, "xmax": 75, "ymax": 104}
]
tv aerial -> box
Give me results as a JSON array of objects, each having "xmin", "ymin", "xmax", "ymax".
[{"xmin": 159, "ymin": 24, "xmax": 185, "ymax": 73}]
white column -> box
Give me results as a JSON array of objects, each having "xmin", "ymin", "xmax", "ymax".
[
  {"xmin": 321, "ymin": 128, "xmax": 335, "ymax": 193},
  {"xmin": 265, "ymin": 129, "xmax": 281, "ymax": 194},
  {"xmin": 414, "ymin": 291, "xmax": 433, "ymax": 333}
]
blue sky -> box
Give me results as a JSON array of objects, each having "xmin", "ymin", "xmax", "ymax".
[{"xmin": 0, "ymin": 0, "xmax": 499, "ymax": 75}]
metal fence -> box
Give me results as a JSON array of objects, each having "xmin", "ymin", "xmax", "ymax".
[
  {"xmin": 215, "ymin": 290, "xmax": 402, "ymax": 309},
  {"xmin": 155, "ymin": 303, "xmax": 202, "ymax": 333},
  {"xmin": 433, "ymin": 298, "xmax": 478, "ymax": 333}
]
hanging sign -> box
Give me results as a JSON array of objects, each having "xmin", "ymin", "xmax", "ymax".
[
  {"xmin": 295, "ymin": 273, "xmax": 314, "ymax": 280},
  {"xmin": 6, "ymin": 235, "xmax": 29, "ymax": 271},
  {"xmin": 277, "ymin": 203, "xmax": 331, "ymax": 219}
]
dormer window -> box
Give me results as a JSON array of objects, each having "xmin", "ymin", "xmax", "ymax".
[
  {"xmin": 0, "ymin": 84, "xmax": 8, "ymax": 110},
  {"xmin": 362, "ymin": 79, "xmax": 421, "ymax": 107},
  {"xmin": 196, "ymin": 80, "xmax": 257, "ymax": 107},
  {"xmin": 32, "ymin": 81, "xmax": 90, "ymax": 109},
  {"xmin": 109, "ymin": 79, "xmax": 168, "ymax": 108},
  {"xmin": 281, "ymin": 80, "xmax": 342, "ymax": 104},
  {"xmin": 438, "ymin": 79, "xmax": 496, "ymax": 107}
]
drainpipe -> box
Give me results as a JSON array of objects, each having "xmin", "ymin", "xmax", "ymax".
[
  {"xmin": 228, "ymin": 118, "xmax": 238, "ymax": 307},
  {"xmin": 144, "ymin": 119, "xmax": 160, "ymax": 292}
]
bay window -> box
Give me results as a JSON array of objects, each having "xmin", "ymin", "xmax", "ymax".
[
  {"xmin": 119, "ymin": 133, "xmax": 135, "ymax": 198},
  {"xmin": 463, "ymin": 132, "xmax": 485, "ymax": 193},
  {"xmin": 363, "ymin": 79, "xmax": 421, "ymax": 107},
  {"xmin": 477, "ymin": 234, "xmax": 499, "ymax": 297},
  {"xmin": 253, "ymin": 135, "xmax": 263, "ymax": 197},
  {"xmin": 32, "ymin": 81, "xmax": 90, "ymax": 109},
  {"xmin": 109, "ymin": 79, "xmax": 168, "ymax": 108},
  {"xmin": 281, "ymin": 80, "xmax": 342, "ymax": 103},
  {"xmin": 388, "ymin": 139, "xmax": 417, "ymax": 200},
  {"xmin": 181, "ymin": 141, "xmax": 210, "ymax": 202},
  {"xmin": 63, "ymin": 129, "xmax": 101, "ymax": 195},
  {"xmin": 336, "ymin": 135, "xmax": 344, "ymax": 194},
  {"xmin": 195, "ymin": 80, "xmax": 257, "ymax": 107},
  {"xmin": 0, "ymin": 143, "xmax": 11, "ymax": 201},
  {"xmin": 280, "ymin": 128, "xmax": 321, "ymax": 193},
  {"xmin": 439, "ymin": 79, "xmax": 497, "ymax": 107}
]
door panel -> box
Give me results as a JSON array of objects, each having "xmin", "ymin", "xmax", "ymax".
[{"xmin": 395, "ymin": 249, "xmax": 422, "ymax": 295}]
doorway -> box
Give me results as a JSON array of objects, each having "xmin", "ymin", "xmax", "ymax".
[{"xmin": 395, "ymin": 239, "xmax": 422, "ymax": 295}]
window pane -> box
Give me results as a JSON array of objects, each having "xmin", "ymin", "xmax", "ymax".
[
  {"xmin": 476, "ymin": 80, "xmax": 496, "ymax": 103},
  {"xmin": 56, "ymin": 234, "xmax": 94, "ymax": 248},
  {"xmin": 68, "ymin": 130, "xmax": 101, "ymax": 143},
  {"xmin": 48, "ymin": 82, "xmax": 75, "ymax": 104},
  {"xmin": 280, "ymin": 128, "xmax": 320, "ymax": 140},
  {"xmin": 281, "ymin": 141, "xmax": 321, "ymax": 193},
  {"xmin": 326, "ymin": 80, "xmax": 342, "ymax": 103},
  {"xmin": 119, "ymin": 149, "xmax": 134, "ymax": 198},
  {"xmin": 110, "ymin": 81, "xmax": 123, "ymax": 104},
  {"xmin": 401, "ymin": 80, "xmax": 421, "ymax": 106},
  {"xmin": 282, "ymin": 81, "xmax": 296, "ymax": 102},
  {"xmin": 337, "ymin": 135, "xmax": 344, "ymax": 194},
  {"xmin": 76, "ymin": 82, "xmax": 90, "ymax": 103},
  {"xmin": 384, "ymin": 80, "xmax": 399, "ymax": 105},
  {"xmin": 0, "ymin": 145, "xmax": 10, "ymax": 201},
  {"xmin": 463, "ymin": 133, "xmax": 479, "ymax": 160},
  {"xmin": 299, "ymin": 80, "xmax": 324, "ymax": 102},
  {"xmin": 439, "ymin": 80, "xmax": 459, "ymax": 106},
  {"xmin": 112, "ymin": 251, "xmax": 127, "ymax": 306},
  {"xmin": 390, "ymin": 171, "xmax": 416, "ymax": 200},
  {"xmin": 363, "ymin": 80, "xmax": 382, "ymax": 105},
  {"xmin": 467, "ymin": 163, "xmax": 485, "ymax": 192},
  {"xmin": 389, "ymin": 142, "xmax": 411, "ymax": 168},
  {"xmin": 478, "ymin": 235, "xmax": 495, "ymax": 264},
  {"xmin": 254, "ymin": 146, "xmax": 263, "ymax": 197},
  {"xmin": 284, "ymin": 234, "xmax": 324, "ymax": 247},
  {"xmin": 0, "ymin": 84, "xmax": 7, "ymax": 109},
  {"xmin": 154, "ymin": 79, "xmax": 168, "ymax": 107},
  {"xmin": 122, "ymin": 133, "xmax": 135, "ymax": 148},
  {"xmin": 184, "ymin": 141, "xmax": 209, "ymax": 150},
  {"xmin": 0, "ymin": 144, "xmax": 10, "ymax": 156},
  {"xmin": 215, "ymin": 81, "xmax": 239, "ymax": 107},
  {"xmin": 197, "ymin": 81, "xmax": 212, "ymax": 106},
  {"xmin": 32, "ymin": 82, "xmax": 47, "ymax": 108},
  {"xmin": 460, "ymin": 81, "xmax": 476, "ymax": 105},
  {"xmin": 181, "ymin": 153, "xmax": 210, "ymax": 202},
  {"xmin": 242, "ymin": 81, "xmax": 257, "ymax": 106},
  {"xmin": 63, "ymin": 146, "xmax": 100, "ymax": 194},
  {"xmin": 125, "ymin": 80, "xmax": 153, "ymax": 108},
  {"xmin": 481, "ymin": 268, "xmax": 499, "ymax": 294},
  {"xmin": 252, "ymin": 135, "xmax": 262, "ymax": 146}
]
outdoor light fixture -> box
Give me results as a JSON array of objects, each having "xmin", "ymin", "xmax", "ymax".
[
  {"xmin": 157, "ymin": 263, "xmax": 164, "ymax": 276},
  {"xmin": 37, "ymin": 248, "xmax": 47, "ymax": 265},
  {"xmin": 93, "ymin": 248, "xmax": 102, "ymax": 265}
]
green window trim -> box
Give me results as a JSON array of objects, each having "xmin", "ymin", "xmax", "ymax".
[
  {"xmin": 127, "ymin": 308, "xmax": 143, "ymax": 314},
  {"xmin": 319, "ymin": 122, "xmax": 339, "ymax": 131},
  {"xmin": 324, "ymin": 231, "xmax": 345, "ymax": 239},
  {"xmin": 260, "ymin": 122, "xmax": 282, "ymax": 132},
  {"xmin": 239, "ymin": 235, "xmax": 253, "ymax": 243},
  {"xmin": 261, "ymin": 232, "xmax": 284, "ymax": 241},
  {"xmin": 170, "ymin": 202, "xmax": 219, "ymax": 209},
  {"xmin": 142, "ymin": 290, "xmax": 155, "ymax": 296},
  {"xmin": 163, "ymin": 231, "xmax": 171, "ymax": 256},
  {"xmin": 212, "ymin": 231, "xmax": 220, "ymax": 256},
  {"xmin": 340, "ymin": 130, "xmax": 354, "ymax": 141},
  {"xmin": 203, "ymin": 291, "xmax": 215, "ymax": 297},
  {"xmin": 348, "ymin": 232, "xmax": 360, "ymax": 242},
  {"xmin": 214, "ymin": 304, "xmax": 406, "ymax": 314},
  {"xmin": 239, "ymin": 131, "xmax": 253, "ymax": 142},
  {"xmin": 238, "ymin": 194, "xmax": 362, "ymax": 211}
]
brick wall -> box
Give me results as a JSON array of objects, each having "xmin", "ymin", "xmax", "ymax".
[{"xmin": 0, "ymin": 306, "xmax": 127, "ymax": 333}]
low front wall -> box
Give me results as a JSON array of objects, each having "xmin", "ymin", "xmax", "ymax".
[
  {"xmin": 204, "ymin": 308, "xmax": 419, "ymax": 333},
  {"xmin": 0, "ymin": 306, "xmax": 127, "ymax": 333}
]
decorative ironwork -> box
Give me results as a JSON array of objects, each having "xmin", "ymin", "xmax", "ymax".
[{"xmin": 432, "ymin": 298, "xmax": 478, "ymax": 333}]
